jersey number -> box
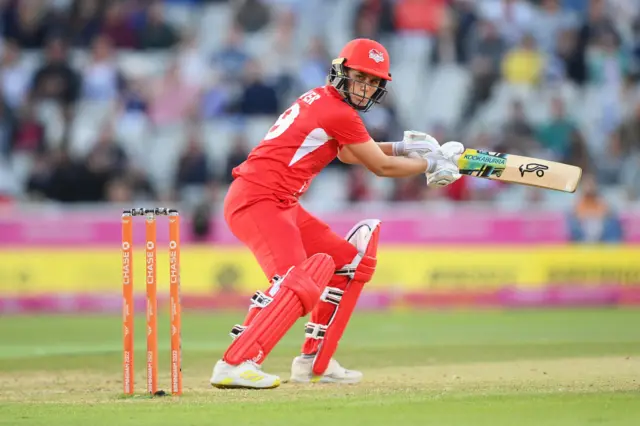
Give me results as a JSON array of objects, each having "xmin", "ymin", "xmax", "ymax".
[{"xmin": 264, "ymin": 103, "xmax": 300, "ymax": 140}]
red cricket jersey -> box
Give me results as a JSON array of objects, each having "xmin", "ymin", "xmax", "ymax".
[{"xmin": 232, "ymin": 85, "xmax": 371, "ymax": 199}]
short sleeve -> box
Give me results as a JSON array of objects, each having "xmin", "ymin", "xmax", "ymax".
[{"xmin": 322, "ymin": 108, "xmax": 371, "ymax": 146}]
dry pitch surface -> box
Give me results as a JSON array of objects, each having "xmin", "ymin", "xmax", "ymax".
[{"xmin": 1, "ymin": 309, "xmax": 639, "ymax": 425}]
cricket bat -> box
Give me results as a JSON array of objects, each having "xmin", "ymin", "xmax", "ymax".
[{"xmin": 457, "ymin": 149, "xmax": 582, "ymax": 193}]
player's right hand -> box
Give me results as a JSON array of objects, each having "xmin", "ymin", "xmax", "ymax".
[
  {"xmin": 403, "ymin": 131, "xmax": 440, "ymax": 153},
  {"xmin": 392, "ymin": 131, "xmax": 440, "ymax": 157}
]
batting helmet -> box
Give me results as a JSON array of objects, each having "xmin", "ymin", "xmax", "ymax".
[{"xmin": 328, "ymin": 38, "xmax": 391, "ymax": 112}]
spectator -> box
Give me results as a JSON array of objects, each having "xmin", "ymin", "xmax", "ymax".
[
  {"xmin": 462, "ymin": 175, "xmax": 504, "ymax": 202},
  {"xmin": 81, "ymin": 35, "xmax": 125, "ymax": 102},
  {"xmin": 297, "ymin": 37, "xmax": 329, "ymax": 91},
  {"xmin": 261, "ymin": 9, "xmax": 298, "ymax": 102},
  {"xmin": 501, "ymin": 33, "xmax": 544, "ymax": 86},
  {"xmin": 565, "ymin": 127, "xmax": 592, "ymax": 176},
  {"xmin": 116, "ymin": 76, "xmax": 150, "ymax": 138},
  {"xmin": 41, "ymin": 149, "xmax": 93, "ymax": 202},
  {"xmin": 191, "ymin": 201, "xmax": 213, "ymax": 241},
  {"xmin": 460, "ymin": 19, "xmax": 506, "ymax": 121},
  {"xmin": 452, "ymin": 0, "xmax": 479, "ymax": 64},
  {"xmin": 442, "ymin": 174, "xmax": 469, "ymax": 201},
  {"xmin": 363, "ymin": 94, "xmax": 401, "ymax": 148},
  {"xmin": 148, "ymin": 60, "xmax": 201, "ymax": 126},
  {"xmin": 568, "ymin": 174, "xmax": 623, "ymax": 243},
  {"xmin": 86, "ymin": 124, "xmax": 128, "ymax": 176},
  {"xmin": 29, "ymin": 37, "xmax": 81, "ymax": 133},
  {"xmin": 536, "ymin": 97, "xmax": 579, "ymax": 161},
  {"xmin": 587, "ymin": 30, "xmax": 631, "ymax": 136},
  {"xmin": 138, "ymin": 1, "xmax": 179, "ymax": 50},
  {"xmin": 30, "ymin": 37, "xmax": 81, "ymax": 105},
  {"xmin": 176, "ymin": 31, "xmax": 208, "ymax": 90},
  {"xmin": 0, "ymin": 97, "xmax": 15, "ymax": 158},
  {"xmin": 25, "ymin": 152, "xmax": 53, "ymax": 200},
  {"xmin": 119, "ymin": 76, "xmax": 149, "ymax": 115},
  {"xmin": 223, "ymin": 133, "xmax": 249, "ymax": 184},
  {"xmin": 66, "ymin": 0, "xmax": 103, "ymax": 48},
  {"xmin": 105, "ymin": 176, "xmax": 133, "ymax": 202},
  {"xmin": 234, "ymin": 0, "xmax": 271, "ymax": 33},
  {"xmin": 552, "ymin": 28, "xmax": 586, "ymax": 85},
  {"xmin": 431, "ymin": 7, "xmax": 459, "ymax": 65},
  {"xmin": 353, "ymin": 0, "xmax": 395, "ymax": 39},
  {"xmin": 586, "ymin": 30, "xmax": 631, "ymax": 87},
  {"xmin": 47, "ymin": 124, "xmax": 129, "ymax": 202},
  {"xmin": 213, "ymin": 25, "xmax": 250, "ymax": 84},
  {"xmin": 563, "ymin": 0, "xmax": 589, "ymax": 15},
  {"xmin": 502, "ymin": 99, "xmax": 537, "ymax": 155},
  {"xmin": 607, "ymin": 0, "xmax": 640, "ymax": 39},
  {"xmin": 477, "ymin": 0, "xmax": 536, "ymax": 47},
  {"xmin": 9, "ymin": 100, "xmax": 45, "ymax": 156},
  {"xmin": 633, "ymin": 17, "xmax": 640, "ymax": 72},
  {"xmin": 237, "ymin": 59, "xmax": 279, "ymax": 115},
  {"xmin": 2, "ymin": 0, "xmax": 50, "ymax": 49},
  {"xmin": 597, "ymin": 131, "xmax": 624, "ymax": 185},
  {"xmin": 353, "ymin": 9, "xmax": 380, "ymax": 41},
  {"xmin": 467, "ymin": 19, "xmax": 507, "ymax": 72},
  {"xmin": 618, "ymin": 100, "xmax": 640, "ymax": 156},
  {"xmin": 124, "ymin": 167, "xmax": 157, "ymax": 201},
  {"xmin": 0, "ymin": 39, "xmax": 32, "ymax": 110},
  {"xmin": 101, "ymin": 1, "xmax": 138, "ymax": 49},
  {"xmin": 392, "ymin": 175, "xmax": 424, "ymax": 201},
  {"xmin": 574, "ymin": 0, "xmax": 618, "ymax": 92},
  {"xmin": 347, "ymin": 166, "xmax": 372, "ymax": 202},
  {"xmin": 620, "ymin": 152, "xmax": 640, "ymax": 202},
  {"xmin": 578, "ymin": 0, "xmax": 619, "ymax": 50},
  {"xmin": 175, "ymin": 131, "xmax": 212, "ymax": 190},
  {"xmin": 393, "ymin": 0, "xmax": 447, "ymax": 35},
  {"xmin": 200, "ymin": 70, "xmax": 232, "ymax": 119},
  {"xmin": 531, "ymin": 0, "xmax": 579, "ymax": 54}
]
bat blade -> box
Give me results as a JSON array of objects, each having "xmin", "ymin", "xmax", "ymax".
[{"xmin": 457, "ymin": 149, "xmax": 582, "ymax": 193}]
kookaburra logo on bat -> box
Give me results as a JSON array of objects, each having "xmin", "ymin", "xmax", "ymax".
[{"xmin": 519, "ymin": 163, "xmax": 549, "ymax": 177}]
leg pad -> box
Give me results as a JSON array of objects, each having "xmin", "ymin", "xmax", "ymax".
[{"xmin": 224, "ymin": 254, "xmax": 335, "ymax": 365}]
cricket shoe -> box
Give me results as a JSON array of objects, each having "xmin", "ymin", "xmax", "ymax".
[
  {"xmin": 210, "ymin": 359, "xmax": 281, "ymax": 389},
  {"xmin": 290, "ymin": 355, "xmax": 363, "ymax": 384}
]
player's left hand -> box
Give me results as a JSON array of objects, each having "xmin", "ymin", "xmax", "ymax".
[{"xmin": 392, "ymin": 131, "xmax": 440, "ymax": 157}]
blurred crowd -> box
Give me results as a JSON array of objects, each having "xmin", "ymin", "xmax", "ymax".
[{"xmin": 0, "ymin": 0, "xmax": 638, "ymax": 236}]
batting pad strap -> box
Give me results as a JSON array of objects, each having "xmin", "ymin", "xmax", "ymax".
[
  {"xmin": 335, "ymin": 264, "xmax": 356, "ymax": 277},
  {"xmin": 305, "ymin": 322, "xmax": 327, "ymax": 340},
  {"xmin": 320, "ymin": 287, "xmax": 344, "ymax": 305},
  {"xmin": 250, "ymin": 290, "xmax": 273, "ymax": 309},
  {"xmin": 229, "ymin": 325, "xmax": 246, "ymax": 340}
]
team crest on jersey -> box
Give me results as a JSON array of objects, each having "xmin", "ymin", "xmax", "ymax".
[{"xmin": 369, "ymin": 49, "xmax": 384, "ymax": 63}]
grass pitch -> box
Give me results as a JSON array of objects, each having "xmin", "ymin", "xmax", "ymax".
[{"xmin": 1, "ymin": 308, "xmax": 639, "ymax": 425}]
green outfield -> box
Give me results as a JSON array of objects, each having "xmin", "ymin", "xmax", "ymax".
[{"xmin": 1, "ymin": 308, "xmax": 639, "ymax": 425}]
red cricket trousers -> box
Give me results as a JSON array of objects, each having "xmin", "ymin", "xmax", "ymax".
[
  {"xmin": 224, "ymin": 178, "xmax": 358, "ymax": 355},
  {"xmin": 223, "ymin": 178, "xmax": 358, "ymax": 282}
]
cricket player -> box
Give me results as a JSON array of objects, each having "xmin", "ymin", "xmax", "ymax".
[{"xmin": 210, "ymin": 38, "xmax": 464, "ymax": 389}]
